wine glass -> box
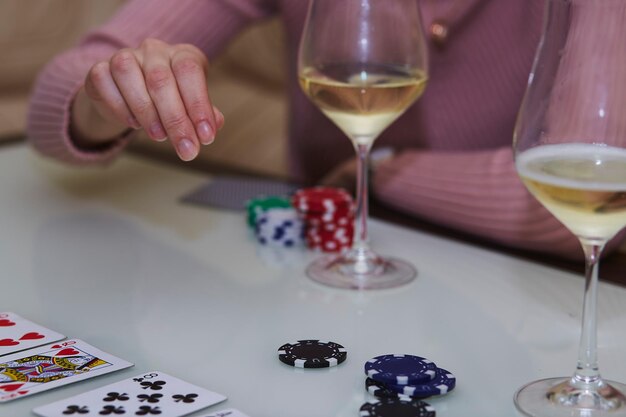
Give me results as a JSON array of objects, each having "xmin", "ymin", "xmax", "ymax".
[
  {"xmin": 513, "ymin": 0, "xmax": 626, "ymax": 415},
  {"xmin": 298, "ymin": 0, "xmax": 428, "ymax": 289}
]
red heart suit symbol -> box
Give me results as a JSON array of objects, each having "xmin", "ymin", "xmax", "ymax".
[
  {"xmin": 56, "ymin": 348, "xmax": 80, "ymax": 356},
  {"xmin": 19, "ymin": 332, "xmax": 45, "ymax": 340},
  {"xmin": 0, "ymin": 320, "xmax": 15, "ymax": 327},
  {"xmin": 0, "ymin": 339, "xmax": 19, "ymax": 346},
  {"xmin": 0, "ymin": 383, "xmax": 24, "ymax": 392}
]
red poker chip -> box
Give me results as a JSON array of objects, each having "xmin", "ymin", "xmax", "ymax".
[
  {"xmin": 307, "ymin": 221, "xmax": 354, "ymax": 234},
  {"xmin": 305, "ymin": 226, "xmax": 353, "ymax": 237},
  {"xmin": 292, "ymin": 187, "xmax": 353, "ymax": 212},
  {"xmin": 305, "ymin": 228, "xmax": 353, "ymax": 250},
  {"xmin": 307, "ymin": 238, "xmax": 352, "ymax": 253},
  {"xmin": 302, "ymin": 210, "xmax": 354, "ymax": 222}
]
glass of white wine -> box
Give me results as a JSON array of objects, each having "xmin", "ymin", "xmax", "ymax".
[
  {"xmin": 298, "ymin": 0, "xmax": 428, "ymax": 290},
  {"xmin": 514, "ymin": 0, "xmax": 626, "ymax": 415}
]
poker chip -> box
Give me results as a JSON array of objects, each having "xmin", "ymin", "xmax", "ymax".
[
  {"xmin": 306, "ymin": 223, "xmax": 353, "ymax": 252},
  {"xmin": 383, "ymin": 368, "xmax": 456, "ymax": 397},
  {"xmin": 359, "ymin": 397, "xmax": 436, "ymax": 417},
  {"xmin": 365, "ymin": 354, "xmax": 437, "ymax": 385},
  {"xmin": 246, "ymin": 196, "xmax": 292, "ymax": 227},
  {"xmin": 277, "ymin": 340, "xmax": 347, "ymax": 368},
  {"xmin": 254, "ymin": 208, "xmax": 303, "ymax": 248},
  {"xmin": 292, "ymin": 187, "xmax": 355, "ymax": 252},
  {"xmin": 292, "ymin": 187, "xmax": 353, "ymax": 213},
  {"xmin": 365, "ymin": 378, "xmax": 429, "ymax": 400}
]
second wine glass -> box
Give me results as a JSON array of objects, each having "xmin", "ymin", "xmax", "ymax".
[
  {"xmin": 513, "ymin": 0, "xmax": 626, "ymax": 415},
  {"xmin": 298, "ymin": 0, "xmax": 428, "ymax": 289}
]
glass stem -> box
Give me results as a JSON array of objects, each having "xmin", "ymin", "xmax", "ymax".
[
  {"xmin": 353, "ymin": 142, "xmax": 373, "ymax": 255},
  {"xmin": 573, "ymin": 240, "xmax": 605, "ymax": 386}
]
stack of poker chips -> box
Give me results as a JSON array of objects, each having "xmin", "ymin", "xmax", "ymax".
[
  {"xmin": 246, "ymin": 196, "xmax": 304, "ymax": 248},
  {"xmin": 360, "ymin": 354, "xmax": 457, "ymax": 416},
  {"xmin": 291, "ymin": 187, "xmax": 355, "ymax": 253}
]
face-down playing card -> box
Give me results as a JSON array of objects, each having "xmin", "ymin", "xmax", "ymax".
[
  {"xmin": 33, "ymin": 370, "xmax": 227, "ymax": 417},
  {"xmin": 181, "ymin": 175, "xmax": 300, "ymax": 211},
  {"xmin": 0, "ymin": 312, "xmax": 65, "ymax": 356},
  {"xmin": 0, "ymin": 339, "xmax": 133, "ymax": 402}
]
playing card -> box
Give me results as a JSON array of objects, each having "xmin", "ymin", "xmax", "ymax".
[
  {"xmin": 181, "ymin": 175, "xmax": 300, "ymax": 210},
  {"xmin": 201, "ymin": 409, "xmax": 251, "ymax": 417},
  {"xmin": 0, "ymin": 339, "xmax": 133, "ymax": 402},
  {"xmin": 33, "ymin": 370, "xmax": 226, "ymax": 417},
  {"xmin": 0, "ymin": 312, "xmax": 65, "ymax": 356}
]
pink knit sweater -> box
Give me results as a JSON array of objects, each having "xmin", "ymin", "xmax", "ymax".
[{"xmin": 27, "ymin": 0, "xmax": 592, "ymax": 258}]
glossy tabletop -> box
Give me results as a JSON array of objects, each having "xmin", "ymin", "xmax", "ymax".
[{"xmin": 2, "ymin": 144, "xmax": 626, "ymax": 417}]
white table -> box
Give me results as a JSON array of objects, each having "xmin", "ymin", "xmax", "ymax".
[{"xmin": 1, "ymin": 144, "xmax": 626, "ymax": 417}]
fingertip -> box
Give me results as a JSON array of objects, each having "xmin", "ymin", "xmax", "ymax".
[
  {"xmin": 214, "ymin": 107, "xmax": 225, "ymax": 130},
  {"xmin": 197, "ymin": 120, "xmax": 215, "ymax": 145},
  {"xmin": 149, "ymin": 121, "xmax": 167, "ymax": 141},
  {"xmin": 176, "ymin": 137, "xmax": 199, "ymax": 161}
]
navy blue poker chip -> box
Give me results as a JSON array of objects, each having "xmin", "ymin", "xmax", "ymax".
[
  {"xmin": 365, "ymin": 354, "xmax": 437, "ymax": 385},
  {"xmin": 278, "ymin": 340, "xmax": 347, "ymax": 368},
  {"xmin": 359, "ymin": 396, "xmax": 436, "ymax": 417},
  {"xmin": 365, "ymin": 378, "xmax": 430, "ymax": 400},
  {"xmin": 384, "ymin": 368, "xmax": 456, "ymax": 397}
]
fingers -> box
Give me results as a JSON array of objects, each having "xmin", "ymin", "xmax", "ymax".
[
  {"xmin": 109, "ymin": 49, "xmax": 166, "ymax": 141},
  {"xmin": 171, "ymin": 46, "xmax": 218, "ymax": 145},
  {"xmin": 142, "ymin": 43, "xmax": 201, "ymax": 161},
  {"xmin": 84, "ymin": 39, "xmax": 222, "ymax": 162},
  {"xmin": 85, "ymin": 61, "xmax": 138, "ymax": 129}
]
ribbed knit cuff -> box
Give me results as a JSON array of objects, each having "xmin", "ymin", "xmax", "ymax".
[{"xmin": 27, "ymin": 44, "xmax": 131, "ymax": 165}]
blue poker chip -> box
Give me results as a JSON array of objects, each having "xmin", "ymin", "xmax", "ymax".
[
  {"xmin": 384, "ymin": 368, "xmax": 456, "ymax": 397},
  {"xmin": 365, "ymin": 354, "xmax": 437, "ymax": 385},
  {"xmin": 365, "ymin": 378, "xmax": 430, "ymax": 400},
  {"xmin": 359, "ymin": 396, "xmax": 436, "ymax": 417}
]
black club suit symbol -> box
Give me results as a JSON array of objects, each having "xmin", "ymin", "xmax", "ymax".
[
  {"xmin": 137, "ymin": 393, "xmax": 163, "ymax": 403},
  {"xmin": 135, "ymin": 405, "xmax": 162, "ymax": 415},
  {"xmin": 140, "ymin": 380, "xmax": 166, "ymax": 390},
  {"xmin": 103, "ymin": 392, "xmax": 130, "ymax": 402},
  {"xmin": 62, "ymin": 405, "xmax": 89, "ymax": 415},
  {"xmin": 99, "ymin": 405, "xmax": 126, "ymax": 415},
  {"xmin": 172, "ymin": 393, "xmax": 198, "ymax": 403}
]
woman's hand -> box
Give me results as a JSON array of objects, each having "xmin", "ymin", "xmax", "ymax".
[{"xmin": 71, "ymin": 38, "xmax": 224, "ymax": 161}]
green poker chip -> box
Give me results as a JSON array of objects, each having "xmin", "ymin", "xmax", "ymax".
[{"xmin": 245, "ymin": 196, "xmax": 292, "ymax": 227}]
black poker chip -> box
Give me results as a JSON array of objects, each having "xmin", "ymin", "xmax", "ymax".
[
  {"xmin": 277, "ymin": 339, "xmax": 347, "ymax": 368},
  {"xmin": 365, "ymin": 378, "xmax": 430, "ymax": 400},
  {"xmin": 359, "ymin": 397, "xmax": 436, "ymax": 417}
]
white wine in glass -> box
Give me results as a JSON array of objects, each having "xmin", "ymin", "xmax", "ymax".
[
  {"xmin": 300, "ymin": 64, "xmax": 427, "ymax": 147},
  {"xmin": 298, "ymin": 0, "xmax": 428, "ymax": 289},
  {"xmin": 513, "ymin": 0, "xmax": 626, "ymax": 415}
]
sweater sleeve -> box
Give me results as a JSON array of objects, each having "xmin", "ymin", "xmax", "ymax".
[
  {"xmin": 372, "ymin": 146, "xmax": 605, "ymax": 260},
  {"xmin": 27, "ymin": 0, "xmax": 275, "ymax": 165}
]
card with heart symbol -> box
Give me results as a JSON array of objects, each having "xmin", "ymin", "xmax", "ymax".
[
  {"xmin": 0, "ymin": 312, "xmax": 65, "ymax": 356},
  {"xmin": 33, "ymin": 370, "xmax": 226, "ymax": 417},
  {"xmin": 0, "ymin": 339, "xmax": 133, "ymax": 402}
]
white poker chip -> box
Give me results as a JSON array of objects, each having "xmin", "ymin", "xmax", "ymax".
[{"xmin": 254, "ymin": 208, "xmax": 303, "ymax": 248}]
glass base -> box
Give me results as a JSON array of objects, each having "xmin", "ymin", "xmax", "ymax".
[
  {"xmin": 515, "ymin": 377, "xmax": 626, "ymax": 417},
  {"xmin": 305, "ymin": 248, "xmax": 416, "ymax": 290}
]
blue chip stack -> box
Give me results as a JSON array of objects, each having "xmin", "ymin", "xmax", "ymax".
[
  {"xmin": 254, "ymin": 208, "xmax": 304, "ymax": 248},
  {"xmin": 361, "ymin": 354, "xmax": 457, "ymax": 415}
]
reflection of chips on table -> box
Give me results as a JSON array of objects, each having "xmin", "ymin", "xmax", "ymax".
[{"xmin": 359, "ymin": 396, "xmax": 436, "ymax": 417}]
